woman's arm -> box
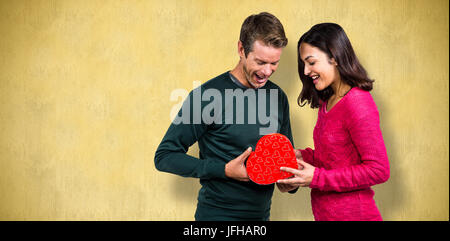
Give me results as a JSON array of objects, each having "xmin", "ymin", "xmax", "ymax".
[
  {"xmin": 279, "ymin": 93, "xmax": 390, "ymax": 192},
  {"xmin": 309, "ymin": 93, "xmax": 390, "ymax": 192}
]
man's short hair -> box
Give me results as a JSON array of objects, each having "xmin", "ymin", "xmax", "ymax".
[{"xmin": 239, "ymin": 12, "xmax": 288, "ymax": 57}]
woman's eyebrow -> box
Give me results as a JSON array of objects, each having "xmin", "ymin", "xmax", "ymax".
[{"xmin": 304, "ymin": 56, "xmax": 314, "ymax": 61}]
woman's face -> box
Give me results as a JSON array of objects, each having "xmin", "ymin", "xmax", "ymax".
[{"xmin": 299, "ymin": 42, "xmax": 341, "ymax": 91}]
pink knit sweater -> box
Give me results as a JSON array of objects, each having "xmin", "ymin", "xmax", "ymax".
[{"xmin": 299, "ymin": 87, "xmax": 390, "ymax": 221}]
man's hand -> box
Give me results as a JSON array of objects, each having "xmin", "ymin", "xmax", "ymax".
[
  {"xmin": 225, "ymin": 147, "xmax": 252, "ymax": 181},
  {"xmin": 276, "ymin": 182, "xmax": 299, "ymax": 192}
]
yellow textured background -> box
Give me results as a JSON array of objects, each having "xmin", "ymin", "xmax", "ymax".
[{"xmin": 0, "ymin": 0, "xmax": 448, "ymax": 220}]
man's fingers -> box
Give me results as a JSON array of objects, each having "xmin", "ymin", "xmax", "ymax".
[
  {"xmin": 238, "ymin": 147, "xmax": 252, "ymax": 161},
  {"xmin": 239, "ymin": 177, "xmax": 250, "ymax": 182},
  {"xmin": 276, "ymin": 183, "xmax": 289, "ymax": 192}
]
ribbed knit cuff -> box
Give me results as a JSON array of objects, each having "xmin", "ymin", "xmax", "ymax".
[
  {"xmin": 206, "ymin": 160, "xmax": 227, "ymax": 179},
  {"xmin": 309, "ymin": 167, "xmax": 322, "ymax": 189},
  {"xmin": 299, "ymin": 149, "xmax": 314, "ymax": 164}
]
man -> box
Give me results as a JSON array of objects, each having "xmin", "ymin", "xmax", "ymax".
[{"xmin": 155, "ymin": 12, "xmax": 297, "ymax": 221}]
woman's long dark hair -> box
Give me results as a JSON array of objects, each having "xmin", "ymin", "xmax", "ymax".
[{"xmin": 297, "ymin": 23, "xmax": 374, "ymax": 108}]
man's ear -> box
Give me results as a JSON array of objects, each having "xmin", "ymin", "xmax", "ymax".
[{"xmin": 238, "ymin": 41, "xmax": 245, "ymax": 59}]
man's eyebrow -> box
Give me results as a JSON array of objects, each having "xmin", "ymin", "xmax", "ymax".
[{"xmin": 255, "ymin": 58, "xmax": 280, "ymax": 63}]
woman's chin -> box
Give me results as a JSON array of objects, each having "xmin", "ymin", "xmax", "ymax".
[{"xmin": 314, "ymin": 85, "xmax": 324, "ymax": 91}]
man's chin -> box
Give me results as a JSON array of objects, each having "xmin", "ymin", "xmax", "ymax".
[
  {"xmin": 244, "ymin": 73, "xmax": 267, "ymax": 89},
  {"xmin": 250, "ymin": 80, "xmax": 267, "ymax": 89}
]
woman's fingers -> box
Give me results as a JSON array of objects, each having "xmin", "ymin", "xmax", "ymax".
[
  {"xmin": 277, "ymin": 176, "xmax": 303, "ymax": 185},
  {"xmin": 280, "ymin": 166, "xmax": 301, "ymax": 175}
]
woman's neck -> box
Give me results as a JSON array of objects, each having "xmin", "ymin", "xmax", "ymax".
[
  {"xmin": 327, "ymin": 80, "xmax": 352, "ymax": 111},
  {"xmin": 331, "ymin": 77, "xmax": 351, "ymax": 95}
]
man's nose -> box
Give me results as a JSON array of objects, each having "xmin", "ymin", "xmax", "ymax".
[{"xmin": 262, "ymin": 64, "xmax": 272, "ymax": 76}]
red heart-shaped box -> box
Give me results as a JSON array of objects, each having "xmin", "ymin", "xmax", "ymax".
[{"xmin": 246, "ymin": 133, "xmax": 298, "ymax": 185}]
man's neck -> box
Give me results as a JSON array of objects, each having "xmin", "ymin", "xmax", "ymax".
[{"xmin": 230, "ymin": 63, "xmax": 251, "ymax": 88}]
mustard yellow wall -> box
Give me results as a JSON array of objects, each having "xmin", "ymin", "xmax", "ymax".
[{"xmin": 0, "ymin": 0, "xmax": 448, "ymax": 221}]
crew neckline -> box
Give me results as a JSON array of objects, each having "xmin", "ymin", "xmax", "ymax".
[{"xmin": 228, "ymin": 71, "xmax": 249, "ymax": 89}]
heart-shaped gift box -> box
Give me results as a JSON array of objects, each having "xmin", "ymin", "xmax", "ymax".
[{"xmin": 246, "ymin": 133, "xmax": 298, "ymax": 185}]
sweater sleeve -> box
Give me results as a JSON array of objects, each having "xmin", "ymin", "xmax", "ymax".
[
  {"xmin": 309, "ymin": 93, "xmax": 390, "ymax": 192},
  {"xmin": 299, "ymin": 148, "xmax": 316, "ymax": 166},
  {"xmin": 154, "ymin": 91, "xmax": 227, "ymax": 180}
]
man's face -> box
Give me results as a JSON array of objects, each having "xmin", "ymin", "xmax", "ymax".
[{"xmin": 239, "ymin": 40, "xmax": 283, "ymax": 89}]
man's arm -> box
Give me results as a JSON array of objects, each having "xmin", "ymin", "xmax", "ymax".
[
  {"xmin": 154, "ymin": 91, "xmax": 227, "ymax": 179},
  {"xmin": 154, "ymin": 90, "xmax": 251, "ymax": 181}
]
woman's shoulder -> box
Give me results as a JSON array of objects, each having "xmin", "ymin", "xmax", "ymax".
[
  {"xmin": 342, "ymin": 87, "xmax": 379, "ymax": 118},
  {"xmin": 345, "ymin": 87, "xmax": 375, "ymax": 104},
  {"xmin": 347, "ymin": 86, "xmax": 372, "ymax": 99}
]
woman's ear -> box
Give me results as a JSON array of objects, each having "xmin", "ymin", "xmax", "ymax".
[{"xmin": 329, "ymin": 57, "xmax": 338, "ymax": 66}]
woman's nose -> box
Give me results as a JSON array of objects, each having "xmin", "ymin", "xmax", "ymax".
[{"xmin": 304, "ymin": 65, "xmax": 310, "ymax": 76}]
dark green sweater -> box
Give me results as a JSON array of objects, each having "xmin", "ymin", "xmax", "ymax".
[{"xmin": 154, "ymin": 71, "xmax": 294, "ymax": 220}]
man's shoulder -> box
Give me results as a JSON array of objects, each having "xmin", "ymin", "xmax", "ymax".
[
  {"xmin": 201, "ymin": 71, "xmax": 232, "ymax": 89},
  {"xmin": 185, "ymin": 72, "xmax": 232, "ymax": 96}
]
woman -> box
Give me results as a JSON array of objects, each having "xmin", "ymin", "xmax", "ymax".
[{"xmin": 277, "ymin": 23, "xmax": 390, "ymax": 221}]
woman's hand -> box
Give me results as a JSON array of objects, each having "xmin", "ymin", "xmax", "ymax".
[{"xmin": 278, "ymin": 157, "xmax": 316, "ymax": 187}]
